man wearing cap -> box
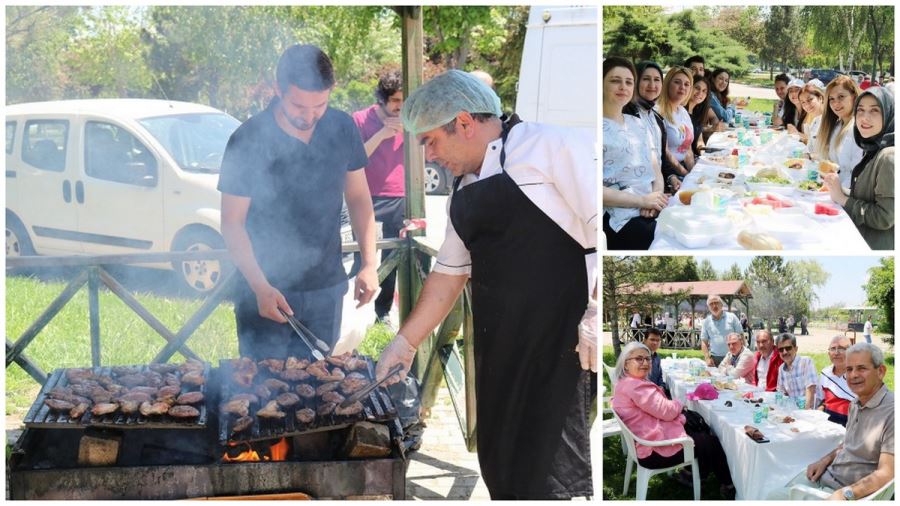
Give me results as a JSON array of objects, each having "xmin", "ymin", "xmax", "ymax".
[
  {"xmin": 699, "ymin": 295, "xmax": 742, "ymax": 367},
  {"xmin": 374, "ymin": 70, "xmax": 597, "ymax": 499},
  {"xmin": 218, "ymin": 44, "xmax": 378, "ymax": 359}
]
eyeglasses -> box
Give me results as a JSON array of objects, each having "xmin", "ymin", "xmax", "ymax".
[
  {"xmin": 828, "ymin": 346, "xmax": 849, "ymax": 353},
  {"xmin": 627, "ymin": 357, "xmax": 652, "ymax": 364},
  {"xmin": 777, "ymin": 346, "xmax": 794, "ymax": 353}
]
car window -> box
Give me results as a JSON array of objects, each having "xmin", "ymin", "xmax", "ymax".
[
  {"xmin": 139, "ymin": 113, "xmax": 240, "ymax": 174},
  {"xmin": 6, "ymin": 121, "xmax": 15, "ymax": 155},
  {"xmin": 84, "ymin": 121, "xmax": 158, "ymax": 187},
  {"xmin": 22, "ymin": 120, "xmax": 68, "ymax": 172}
]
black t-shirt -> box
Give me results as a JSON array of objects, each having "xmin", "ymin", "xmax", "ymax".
[{"xmin": 218, "ymin": 99, "xmax": 368, "ymax": 292}]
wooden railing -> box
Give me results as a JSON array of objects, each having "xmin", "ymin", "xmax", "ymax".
[{"xmin": 619, "ymin": 327, "xmax": 701, "ymax": 349}]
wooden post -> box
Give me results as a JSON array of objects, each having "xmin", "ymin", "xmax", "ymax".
[{"xmin": 88, "ymin": 267, "xmax": 101, "ymax": 367}]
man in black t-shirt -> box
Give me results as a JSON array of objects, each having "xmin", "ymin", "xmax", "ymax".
[{"xmin": 218, "ymin": 44, "xmax": 378, "ymax": 359}]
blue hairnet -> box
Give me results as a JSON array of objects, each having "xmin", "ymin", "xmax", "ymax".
[{"xmin": 401, "ymin": 69, "xmax": 502, "ymax": 136}]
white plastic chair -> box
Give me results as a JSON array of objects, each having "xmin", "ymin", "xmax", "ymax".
[
  {"xmin": 601, "ymin": 365, "xmax": 627, "ymax": 454},
  {"xmin": 613, "ymin": 410, "xmax": 701, "ymax": 500},
  {"xmin": 789, "ymin": 478, "xmax": 894, "ymax": 501}
]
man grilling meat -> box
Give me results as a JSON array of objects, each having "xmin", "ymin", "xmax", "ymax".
[
  {"xmin": 374, "ymin": 70, "xmax": 598, "ymax": 499},
  {"xmin": 219, "ymin": 44, "xmax": 378, "ymax": 359}
]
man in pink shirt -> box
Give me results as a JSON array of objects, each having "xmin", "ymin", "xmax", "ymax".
[{"xmin": 352, "ymin": 70, "xmax": 406, "ymax": 325}]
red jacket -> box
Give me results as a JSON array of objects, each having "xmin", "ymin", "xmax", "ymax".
[{"xmin": 751, "ymin": 350, "xmax": 783, "ymax": 391}]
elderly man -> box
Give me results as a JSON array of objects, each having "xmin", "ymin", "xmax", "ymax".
[
  {"xmin": 717, "ymin": 333, "xmax": 755, "ymax": 384},
  {"xmin": 766, "ymin": 343, "xmax": 894, "ymax": 500},
  {"xmin": 644, "ymin": 328, "xmax": 666, "ymax": 390},
  {"xmin": 816, "ymin": 335, "xmax": 856, "ymax": 426},
  {"xmin": 699, "ymin": 295, "xmax": 742, "ymax": 367},
  {"xmin": 751, "ymin": 330, "xmax": 783, "ymax": 391},
  {"xmin": 374, "ymin": 70, "xmax": 597, "ymax": 499},
  {"xmin": 775, "ymin": 333, "xmax": 817, "ymax": 409}
]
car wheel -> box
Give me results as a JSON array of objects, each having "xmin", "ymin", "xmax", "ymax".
[
  {"xmin": 424, "ymin": 164, "xmax": 448, "ymax": 195},
  {"xmin": 6, "ymin": 214, "xmax": 35, "ymax": 257},
  {"xmin": 171, "ymin": 228, "xmax": 229, "ymax": 294}
]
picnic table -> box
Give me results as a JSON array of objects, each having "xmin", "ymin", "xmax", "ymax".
[
  {"xmin": 663, "ymin": 359, "xmax": 846, "ymax": 500},
  {"xmin": 650, "ymin": 130, "xmax": 870, "ymax": 251}
]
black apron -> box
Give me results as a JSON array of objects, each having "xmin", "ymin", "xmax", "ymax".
[{"xmin": 448, "ymin": 115, "xmax": 593, "ymax": 499}]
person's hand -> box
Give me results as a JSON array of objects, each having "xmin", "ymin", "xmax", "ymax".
[
  {"xmin": 375, "ymin": 334, "xmax": 417, "ymax": 385},
  {"xmin": 786, "ymin": 124, "xmax": 799, "ymax": 135},
  {"xmin": 254, "ymin": 284, "xmax": 291, "ymax": 323},
  {"xmin": 822, "ymin": 172, "xmax": 847, "ymax": 205},
  {"xmin": 806, "ymin": 456, "xmax": 830, "ymax": 482},
  {"xmin": 639, "ymin": 208, "xmax": 658, "ymax": 219},
  {"xmin": 827, "ymin": 489, "xmax": 847, "ymax": 501},
  {"xmin": 641, "ymin": 192, "xmax": 669, "ymax": 212},
  {"xmin": 577, "ymin": 299, "xmax": 597, "ymax": 372},
  {"xmin": 705, "ymin": 357, "xmax": 715, "ymax": 367},
  {"xmin": 374, "ymin": 117, "xmax": 402, "ymax": 143},
  {"xmin": 354, "ymin": 265, "xmax": 379, "ymax": 308},
  {"xmin": 668, "ymin": 175, "xmax": 682, "ymax": 192}
]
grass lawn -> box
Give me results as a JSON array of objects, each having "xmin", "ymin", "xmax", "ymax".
[
  {"xmin": 5, "ymin": 274, "xmax": 395, "ymax": 418},
  {"xmin": 742, "ymin": 98, "xmax": 777, "ymax": 115},
  {"xmin": 601, "ymin": 347, "xmax": 894, "ymax": 500},
  {"xmin": 733, "ymin": 72, "xmax": 779, "ymax": 88}
]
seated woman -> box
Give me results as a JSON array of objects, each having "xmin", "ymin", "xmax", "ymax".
[
  {"xmin": 822, "ymin": 87, "xmax": 895, "ymax": 250},
  {"xmin": 816, "ymin": 76, "xmax": 864, "ymax": 188},
  {"xmin": 815, "ymin": 335, "xmax": 856, "ymax": 426},
  {"xmin": 628, "ymin": 61, "xmax": 682, "ymax": 194},
  {"xmin": 707, "ymin": 69, "xmax": 733, "ymax": 124},
  {"xmin": 788, "ymin": 82, "xmax": 826, "ymax": 145},
  {"xmin": 686, "ymin": 75, "xmax": 720, "ymax": 156},
  {"xmin": 656, "ymin": 67, "xmax": 696, "ymax": 178},
  {"xmin": 781, "ymin": 78, "xmax": 805, "ymax": 130},
  {"xmin": 612, "ymin": 342, "xmax": 734, "ymax": 497},
  {"xmin": 771, "ymin": 74, "xmax": 791, "ymax": 127},
  {"xmin": 602, "ymin": 56, "xmax": 667, "ymax": 250}
]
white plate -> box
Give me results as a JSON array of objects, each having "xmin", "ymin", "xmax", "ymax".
[{"xmin": 777, "ymin": 418, "xmax": 815, "ymax": 435}]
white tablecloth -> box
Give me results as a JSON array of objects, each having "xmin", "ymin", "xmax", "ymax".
[{"xmin": 663, "ymin": 361, "xmax": 846, "ymax": 500}]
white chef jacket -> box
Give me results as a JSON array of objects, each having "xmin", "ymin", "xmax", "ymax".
[{"xmin": 433, "ymin": 122, "xmax": 598, "ymax": 295}]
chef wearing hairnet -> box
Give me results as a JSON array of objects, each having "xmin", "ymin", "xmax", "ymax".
[{"xmin": 375, "ymin": 70, "xmax": 597, "ymax": 499}]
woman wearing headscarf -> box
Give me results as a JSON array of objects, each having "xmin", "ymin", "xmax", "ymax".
[
  {"xmin": 603, "ymin": 56, "xmax": 667, "ymax": 250},
  {"xmin": 822, "ymin": 87, "xmax": 895, "ymax": 249},
  {"xmin": 816, "ymin": 76, "xmax": 864, "ymax": 188},
  {"xmin": 627, "ymin": 61, "xmax": 682, "ymax": 193},
  {"xmin": 656, "ymin": 67, "xmax": 696, "ymax": 177}
]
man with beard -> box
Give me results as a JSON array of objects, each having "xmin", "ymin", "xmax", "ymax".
[
  {"xmin": 351, "ymin": 69, "xmax": 405, "ymax": 326},
  {"xmin": 218, "ymin": 44, "xmax": 378, "ymax": 359}
]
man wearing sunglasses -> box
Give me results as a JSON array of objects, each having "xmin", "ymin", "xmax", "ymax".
[{"xmin": 775, "ymin": 333, "xmax": 817, "ymax": 409}]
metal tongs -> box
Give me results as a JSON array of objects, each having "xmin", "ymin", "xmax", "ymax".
[
  {"xmin": 278, "ymin": 308, "xmax": 330, "ymax": 360},
  {"xmin": 339, "ymin": 363, "xmax": 404, "ymax": 408}
]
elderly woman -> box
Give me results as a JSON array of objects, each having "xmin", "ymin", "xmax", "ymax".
[
  {"xmin": 612, "ymin": 342, "xmax": 734, "ymax": 496},
  {"xmin": 822, "ymin": 87, "xmax": 894, "ymax": 250},
  {"xmin": 815, "ymin": 335, "xmax": 857, "ymax": 426}
]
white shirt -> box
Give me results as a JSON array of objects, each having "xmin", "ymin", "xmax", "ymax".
[
  {"xmin": 757, "ymin": 350, "xmax": 772, "ymax": 387},
  {"xmin": 637, "ymin": 107, "xmax": 662, "ymax": 162},
  {"xmin": 805, "ymin": 115, "xmax": 822, "ymax": 152},
  {"xmin": 657, "ymin": 105, "xmax": 694, "ymax": 162},
  {"xmin": 827, "ymin": 121, "xmax": 865, "ymax": 188},
  {"xmin": 434, "ymin": 122, "xmax": 597, "ymax": 295},
  {"xmin": 864, "ymin": 321, "xmax": 873, "ymax": 336}
]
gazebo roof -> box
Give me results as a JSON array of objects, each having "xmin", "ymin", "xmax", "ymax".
[{"xmin": 626, "ymin": 280, "xmax": 753, "ymax": 298}]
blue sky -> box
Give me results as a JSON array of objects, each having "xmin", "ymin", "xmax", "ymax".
[{"xmin": 698, "ymin": 256, "xmax": 886, "ymax": 309}]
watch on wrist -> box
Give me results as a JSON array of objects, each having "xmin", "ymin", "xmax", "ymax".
[{"xmin": 842, "ymin": 487, "xmax": 856, "ymax": 500}]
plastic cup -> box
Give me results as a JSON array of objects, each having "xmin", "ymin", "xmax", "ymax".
[{"xmin": 795, "ymin": 398, "xmax": 806, "ymax": 410}]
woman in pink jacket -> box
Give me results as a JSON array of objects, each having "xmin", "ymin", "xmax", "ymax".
[{"xmin": 612, "ymin": 341, "xmax": 733, "ymax": 495}]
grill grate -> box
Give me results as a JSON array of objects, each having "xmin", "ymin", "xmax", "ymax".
[{"xmin": 23, "ymin": 364, "xmax": 210, "ymax": 430}]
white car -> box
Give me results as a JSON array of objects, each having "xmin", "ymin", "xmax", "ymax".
[{"xmin": 6, "ymin": 99, "xmax": 240, "ymax": 293}]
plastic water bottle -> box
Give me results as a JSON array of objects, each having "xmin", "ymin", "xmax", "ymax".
[
  {"xmin": 761, "ymin": 403, "xmax": 770, "ymax": 418},
  {"xmin": 775, "ymin": 391, "xmax": 784, "ymax": 406},
  {"xmin": 753, "ymin": 404, "xmax": 763, "ymax": 424},
  {"xmin": 738, "ymin": 149, "xmax": 750, "ymax": 167}
]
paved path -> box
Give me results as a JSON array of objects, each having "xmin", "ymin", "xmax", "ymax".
[{"xmin": 730, "ymin": 82, "xmax": 778, "ymax": 101}]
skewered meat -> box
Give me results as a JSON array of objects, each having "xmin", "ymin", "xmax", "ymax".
[
  {"xmin": 321, "ymin": 391, "xmax": 345, "ymax": 404},
  {"xmin": 157, "ymin": 385, "xmax": 181, "ymax": 400},
  {"xmin": 306, "ymin": 360, "xmax": 331, "ymax": 380},
  {"xmin": 285, "ymin": 357, "xmax": 309, "ymax": 370},
  {"xmin": 254, "ymin": 384, "xmax": 272, "ymax": 401},
  {"xmin": 256, "ymin": 400, "xmax": 286, "ymax": 419},
  {"xmin": 148, "ymin": 363, "xmax": 178, "ymax": 374},
  {"xmin": 118, "ymin": 392, "xmax": 153, "ymax": 404},
  {"xmin": 340, "ymin": 372, "xmax": 370, "ymax": 395},
  {"xmin": 296, "ymin": 408, "xmax": 316, "ymax": 424},
  {"xmin": 320, "ymin": 368, "xmax": 345, "ymax": 382},
  {"xmin": 120, "ymin": 400, "xmax": 140, "ymax": 414},
  {"xmin": 92, "ymin": 403, "xmax": 119, "ymax": 416},
  {"xmin": 69, "ymin": 402, "xmax": 90, "ymax": 419},
  {"xmin": 222, "ymin": 399, "xmax": 250, "ymax": 417},
  {"xmin": 257, "ymin": 359, "xmax": 285, "ymax": 373},
  {"xmin": 317, "ymin": 402, "xmax": 337, "ymax": 416},
  {"xmin": 176, "ymin": 391, "xmax": 204, "ymax": 405},
  {"xmin": 181, "ymin": 371, "xmax": 205, "ymax": 387},
  {"xmin": 263, "ymin": 378, "xmax": 290, "ymax": 393},
  {"xmin": 334, "ymin": 401, "xmax": 364, "ymax": 416},
  {"xmin": 230, "ymin": 393, "xmax": 259, "ymax": 405},
  {"xmin": 232, "ymin": 415, "xmax": 254, "ymax": 432},
  {"xmin": 275, "ymin": 392, "xmax": 301, "ymax": 408},
  {"xmin": 139, "ymin": 401, "xmax": 170, "ymax": 416},
  {"xmin": 129, "ymin": 386, "xmax": 159, "ymax": 396},
  {"xmin": 111, "ymin": 365, "xmax": 142, "ymax": 376},
  {"xmin": 279, "ymin": 368, "xmax": 311, "ymax": 382},
  {"xmin": 316, "ymin": 382, "xmax": 341, "ymax": 396},
  {"xmin": 44, "ymin": 399, "xmax": 76, "ymax": 411},
  {"xmin": 168, "ymin": 405, "xmax": 200, "ymax": 418},
  {"xmin": 295, "ymin": 384, "xmax": 316, "ymax": 399},
  {"xmin": 179, "ymin": 359, "xmax": 206, "ymax": 375}
]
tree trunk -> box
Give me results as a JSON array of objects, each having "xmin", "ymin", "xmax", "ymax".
[{"xmin": 606, "ymin": 273, "xmax": 622, "ymax": 360}]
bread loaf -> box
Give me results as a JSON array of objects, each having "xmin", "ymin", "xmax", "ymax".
[
  {"xmin": 819, "ymin": 160, "xmax": 839, "ymax": 174},
  {"xmin": 737, "ymin": 230, "xmax": 783, "ymax": 250}
]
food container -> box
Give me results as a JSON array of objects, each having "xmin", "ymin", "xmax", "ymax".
[{"xmin": 656, "ymin": 206, "xmax": 732, "ymax": 248}]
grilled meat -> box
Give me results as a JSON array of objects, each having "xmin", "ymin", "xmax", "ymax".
[
  {"xmin": 295, "ymin": 384, "xmax": 316, "ymax": 399},
  {"xmin": 334, "ymin": 401, "xmax": 364, "ymax": 416},
  {"xmin": 263, "ymin": 378, "xmax": 290, "ymax": 393},
  {"xmin": 111, "ymin": 365, "xmax": 142, "ymax": 376},
  {"xmin": 254, "ymin": 384, "xmax": 272, "ymax": 401},
  {"xmin": 230, "ymin": 393, "xmax": 259, "ymax": 405},
  {"xmin": 222, "ymin": 399, "xmax": 250, "ymax": 417},
  {"xmin": 181, "ymin": 371, "xmax": 205, "ymax": 387},
  {"xmin": 44, "ymin": 399, "xmax": 76, "ymax": 411},
  {"xmin": 295, "ymin": 408, "xmax": 316, "ymax": 424},
  {"xmin": 91, "ymin": 403, "xmax": 119, "ymax": 416},
  {"xmin": 148, "ymin": 363, "xmax": 178, "ymax": 374},
  {"xmin": 279, "ymin": 368, "xmax": 311, "ymax": 382},
  {"xmin": 129, "ymin": 386, "xmax": 159, "ymax": 396},
  {"xmin": 285, "ymin": 357, "xmax": 309, "ymax": 370},
  {"xmin": 316, "ymin": 381, "xmax": 341, "ymax": 396},
  {"xmin": 118, "ymin": 392, "xmax": 153, "ymax": 404},
  {"xmin": 176, "ymin": 391, "xmax": 204, "ymax": 405},
  {"xmin": 321, "ymin": 391, "xmax": 345, "ymax": 404},
  {"xmin": 326, "ymin": 352, "xmax": 366, "ymax": 371},
  {"xmin": 317, "ymin": 402, "xmax": 337, "ymax": 416},
  {"xmin": 164, "ymin": 373, "xmax": 181, "ymax": 388},
  {"xmin": 340, "ymin": 372, "xmax": 370, "ymax": 395},
  {"xmin": 65, "ymin": 368, "xmax": 96, "ymax": 383},
  {"xmin": 120, "ymin": 400, "xmax": 141, "ymax": 415},
  {"xmin": 157, "ymin": 385, "xmax": 181, "ymax": 400},
  {"xmin": 70, "ymin": 383, "xmax": 96, "ymax": 397},
  {"xmin": 116, "ymin": 373, "xmax": 148, "ymax": 388},
  {"xmin": 69, "ymin": 402, "xmax": 90, "ymax": 419},
  {"xmin": 48, "ymin": 386, "xmax": 73, "ymax": 397},
  {"xmin": 306, "ymin": 360, "xmax": 331, "ymax": 380},
  {"xmin": 257, "ymin": 358, "xmax": 285, "ymax": 374},
  {"xmin": 168, "ymin": 405, "xmax": 200, "ymax": 418},
  {"xmin": 320, "ymin": 368, "xmax": 345, "ymax": 382},
  {"xmin": 89, "ymin": 387, "xmax": 115, "ymax": 403},
  {"xmin": 232, "ymin": 415, "xmax": 254, "ymax": 432},
  {"xmin": 256, "ymin": 400, "xmax": 286, "ymax": 419},
  {"xmin": 139, "ymin": 401, "xmax": 170, "ymax": 416},
  {"xmin": 231, "ymin": 370, "xmax": 255, "ymax": 388},
  {"xmin": 326, "ymin": 354, "xmax": 349, "ymax": 368},
  {"xmin": 275, "ymin": 392, "xmax": 301, "ymax": 408},
  {"xmin": 179, "ymin": 359, "xmax": 206, "ymax": 375},
  {"xmin": 229, "ymin": 358, "xmax": 257, "ymax": 387}
]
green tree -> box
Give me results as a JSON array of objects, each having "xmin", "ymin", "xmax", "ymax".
[
  {"xmin": 762, "ymin": 6, "xmax": 802, "ymax": 73},
  {"xmin": 602, "ymin": 6, "xmax": 684, "ymax": 63},
  {"xmin": 746, "ymin": 256, "xmax": 791, "ymax": 332},
  {"xmin": 865, "ymin": 257, "xmax": 894, "ymax": 342},
  {"xmin": 801, "ymin": 6, "xmax": 867, "ymax": 72},
  {"xmin": 864, "ymin": 6, "xmax": 894, "ymax": 80},
  {"xmin": 722, "ymin": 263, "xmax": 745, "ymax": 281},
  {"xmin": 697, "ymin": 259, "xmax": 718, "ymax": 281},
  {"xmin": 6, "ymin": 6, "xmax": 80, "ymax": 103},
  {"xmin": 785, "ymin": 260, "xmax": 830, "ymax": 319}
]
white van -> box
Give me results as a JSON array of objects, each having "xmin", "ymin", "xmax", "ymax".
[
  {"xmin": 515, "ymin": 5, "xmax": 598, "ymax": 137},
  {"xmin": 5, "ymin": 99, "xmax": 240, "ymax": 293}
]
